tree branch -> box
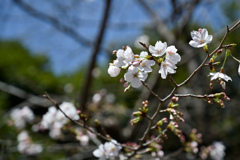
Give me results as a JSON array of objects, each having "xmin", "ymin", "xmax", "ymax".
[{"xmin": 80, "ymin": 0, "xmax": 112, "ymax": 112}]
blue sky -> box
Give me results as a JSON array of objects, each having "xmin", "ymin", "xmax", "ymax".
[{"xmin": 0, "ymin": 0, "xmax": 238, "ymax": 74}]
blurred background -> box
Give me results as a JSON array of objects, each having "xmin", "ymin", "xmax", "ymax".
[{"xmin": 0, "ymin": 0, "xmax": 240, "ymax": 159}]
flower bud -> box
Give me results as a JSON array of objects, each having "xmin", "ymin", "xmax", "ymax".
[
  {"xmin": 216, "ymin": 49, "xmax": 222, "ymax": 55},
  {"xmin": 120, "ymin": 78, "xmax": 124, "ymax": 83},
  {"xmin": 209, "ymin": 81, "xmax": 213, "ymax": 89},
  {"xmin": 112, "ymin": 50, "xmax": 117, "ymax": 55},
  {"xmin": 162, "ymin": 117, "xmax": 168, "ymax": 123},
  {"xmin": 204, "ymin": 45, "xmax": 208, "ymax": 53},
  {"xmin": 171, "ymin": 96, "xmax": 179, "ymax": 103},
  {"xmin": 220, "ymin": 80, "xmax": 226, "ymax": 89},
  {"xmin": 230, "ymin": 43, "xmax": 237, "ymax": 47},
  {"xmin": 226, "ymin": 49, "xmax": 231, "ymax": 57},
  {"xmin": 132, "ymin": 111, "xmax": 142, "ymax": 117},
  {"xmin": 123, "ymin": 82, "xmax": 129, "ymax": 88},
  {"xmin": 132, "ymin": 61, "xmax": 141, "ymax": 67}
]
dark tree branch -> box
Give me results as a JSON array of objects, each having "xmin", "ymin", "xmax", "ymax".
[{"xmin": 80, "ymin": 0, "xmax": 112, "ymax": 112}]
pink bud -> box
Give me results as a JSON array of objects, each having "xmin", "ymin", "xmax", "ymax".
[
  {"xmin": 123, "ymin": 82, "xmax": 129, "ymax": 88},
  {"xmin": 209, "ymin": 81, "xmax": 213, "ymax": 89},
  {"xmin": 162, "ymin": 117, "xmax": 168, "ymax": 123},
  {"xmin": 171, "ymin": 96, "xmax": 179, "ymax": 103},
  {"xmin": 198, "ymin": 28, "xmax": 202, "ymax": 33},
  {"xmin": 220, "ymin": 80, "xmax": 226, "ymax": 89},
  {"xmin": 217, "ymin": 49, "xmax": 222, "ymax": 55},
  {"xmin": 112, "ymin": 50, "xmax": 117, "ymax": 55},
  {"xmin": 77, "ymin": 110, "xmax": 81, "ymax": 114},
  {"xmin": 132, "ymin": 61, "xmax": 140, "ymax": 67},
  {"xmin": 120, "ymin": 78, "xmax": 124, "ymax": 83}
]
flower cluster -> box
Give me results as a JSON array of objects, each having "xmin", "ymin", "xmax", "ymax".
[
  {"xmin": 10, "ymin": 106, "xmax": 35, "ymax": 129},
  {"xmin": 210, "ymin": 141, "xmax": 226, "ymax": 160},
  {"xmin": 108, "ymin": 41, "xmax": 181, "ymax": 88},
  {"xmin": 39, "ymin": 102, "xmax": 79, "ymax": 139},
  {"xmin": 93, "ymin": 140, "xmax": 122, "ymax": 160},
  {"xmin": 17, "ymin": 130, "xmax": 43, "ymax": 155}
]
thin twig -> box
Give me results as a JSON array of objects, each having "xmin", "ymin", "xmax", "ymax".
[{"xmin": 141, "ymin": 81, "xmax": 163, "ymax": 102}]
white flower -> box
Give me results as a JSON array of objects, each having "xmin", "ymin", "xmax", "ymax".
[
  {"xmin": 93, "ymin": 144, "xmax": 106, "ymax": 160},
  {"xmin": 238, "ymin": 64, "xmax": 240, "ymax": 76},
  {"xmin": 123, "ymin": 46, "xmax": 135, "ymax": 67},
  {"xmin": 113, "ymin": 46, "xmax": 135, "ymax": 68},
  {"xmin": 159, "ymin": 59, "xmax": 177, "ymax": 79},
  {"xmin": 149, "ymin": 41, "xmax": 167, "ymax": 57},
  {"xmin": 17, "ymin": 130, "xmax": 29, "ymax": 142},
  {"xmin": 113, "ymin": 49, "xmax": 125, "ymax": 67},
  {"xmin": 189, "ymin": 28, "xmax": 213, "ymax": 48},
  {"xmin": 124, "ymin": 66, "xmax": 148, "ymax": 88},
  {"xmin": 17, "ymin": 131, "xmax": 43, "ymax": 155},
  {"xmin": 108, "ymin": 64, "xmax": 121, "ymax": 77},
  {"xmin": 138, "ymin": 51, "xmax": 155, "ymax": 72},
  {"xmin": 40, "ymin": 102, "xmax": 79, "ymax": 139},
  {"xmin": 166, "ymin": 45, "xmax": 181, "ymax": 63},
  {"xmin": 40, "ymin": 106, "xmax": 58, "ymax": 129},
  {"xmin": 56, "ymin": 102, "xmax": 80, "ymax": 123},
  {"xmin": 209, "ymin": 72, "xmax": 232, "ymax": 82},
  {"xmin": 104, "ymin": 140, "xmax": 122, "ymax": 157},
  {"xmin": 93, "ymin": 140, "xmax": 122, "ymax": 159},
  {"xmin": 10, "ymin": 106, "xmax": 35, "ymax": 129},
  {"xmin": 210, "ymin": 141, "xmax": 225, "ymax": 160}
]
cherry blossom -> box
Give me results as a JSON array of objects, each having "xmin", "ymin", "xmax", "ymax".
[
  {"xmin": 124, "ymin": 66, "xmax": 148, "ymax": 88},
  {"xmin": 210, "ymin": 141, "xmax": 225, "ymax": 160},
  {"xmin": 189, "ymin": 28, "xmax": 213, "ymax": 48},
  {"xmin": 113, "ymin": 46, "xmax": 135, "ymax": 69},
  {"xmin": 166, "ymin": 45, "xmax": 181, "ymax": 63},
  {"xmin": 113, "ymin": 49, "xmax": 125, "ymax": 67},
  {"xmin": 93, "ymin": 144, "xmax": 106, "ymax": 160},
  {"xmin": 17, "ymin": 131, "xmax": 43, "ymax": 155},
  {"xmin": 10, "ymin": 106, "xmax": 35, "ymax": 129},
  {"xmin": 209, "ymin": 72, "xmax": 232, "ymax": 82},
  {"xmin": 149, "ymin": 41, "xmax": 167, "ymax": 57},
  {"xmin": 93, "ymin": 140, "xmax": 122, "ymax": 159},
  {"xmin": 123, "ymin": 46, "xmax": 135, "ymax": 67},
  {"xmin": 137, "ymin": 51, "xmax": 155, "ymax": 72},
  {"xmin": 108, "ymin": 64, "xmax": 121, "ymax": 77},
  {"xmin": 40, "ymin": 102, "xmax": 79, "ymax": 139},
  {"xmin": 159, "ymin": 59, "xmax": 177, "ymax": 79}
]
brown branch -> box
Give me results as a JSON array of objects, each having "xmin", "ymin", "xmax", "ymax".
[
  {"xmin": 174, "ymin": 93, "xmax": 215, "ymax": 99},
  {"xmin": 141, "ymin": 81, "xmax": 162, "ymax": 102},
  {"xmin": 80, "ymin": 0, "xmax": 112, "ymax": 112}
]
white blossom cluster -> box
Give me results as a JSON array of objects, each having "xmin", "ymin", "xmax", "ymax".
[
  {"xmin": 17, "ymin": 130, "xmax": 43, "ymax": 155},
  {"xmin": 108, "ymin": 41, "xmax": 181, "ymax": 88},
  {"xmin": 10, "ymin": 106, "xmax": 35, "ymax": 129},
  {"xmin": 210, "ymin": 141, "xmax": 225, "ymax": 160},
  {"xmin": 40, "ymin": 102, "xmax": 79, "ymax": 139},
  {"xmin": 93, "ymin": 140, "xmax": 122, "ymax": 160}
]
